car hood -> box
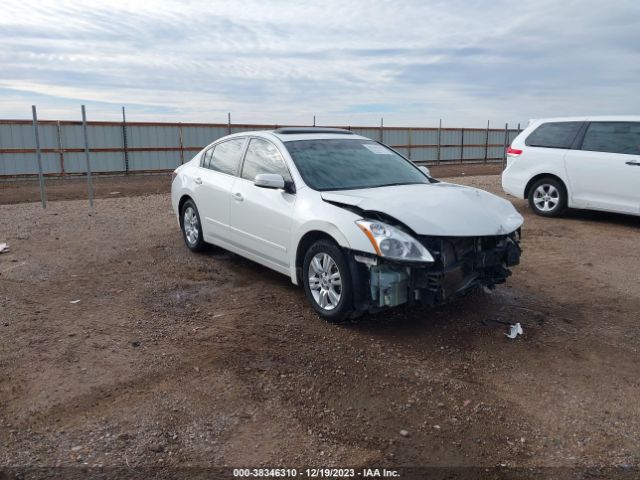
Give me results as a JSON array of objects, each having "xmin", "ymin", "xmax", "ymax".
[{"xmin": 321, "ymin": 182, "xmax": 523, "ymax": 236}]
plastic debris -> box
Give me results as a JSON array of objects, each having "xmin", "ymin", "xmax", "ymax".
[
  {"xmin": 505, "ymin": 322, "xmax": 523, "ymax": 339},
  {"xmin": 69, "ymin": 299, "xmax": 81, "ymax": 304},
  {"xmin": 0, "ymin": 243, "xmax": 9, "ymax": 254},
  {"xmin": 109, "ymin": 191, "xmax": 120, "ymax": 195}
]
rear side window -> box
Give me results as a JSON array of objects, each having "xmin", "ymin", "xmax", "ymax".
[
  {"xmin": 525, "ymin": 122, "xmax": 583, "ymax": 149},
  {"xmin": 581, "ymin": 122, "xmax": 640, "ymax": 155},
  {"xmin": 208, "ymin": 138, "xmax": 245, "ymax": 176},
  {"xmin": 241, "ymin": 138, "xmax": 292, "ymax": 182},
  {"xmin": 201, "ymin": 148, "xmax": 213, "ymax": 168}
]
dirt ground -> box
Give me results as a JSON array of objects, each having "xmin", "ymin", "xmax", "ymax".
[
  {"xmin": 0, "ymin": 163, "xmax": 502, "ymax": 205},
  {"xmin": 1, "ymin": 173, "xmax": 639, "ymax": 478}
]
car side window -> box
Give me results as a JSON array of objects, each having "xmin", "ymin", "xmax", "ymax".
[
  {"xmin": 208, "ymin": 138, "xmax": 245, "ymax": 176},
  {"xmin": 525, "ymin": 122, "xmax": 583, "ymax": 149},
  {"xmin": 581, "ymin": 122, "xmax": 640, "ymax": 156},
  {"xmin": 201, "ymin": 148, "xmax": 213, "ymax": 168},
  {"xmin": 241, "ymin": 138, "xmax": 292, "ymax": 182}
]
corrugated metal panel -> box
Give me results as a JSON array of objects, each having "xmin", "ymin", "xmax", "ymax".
[
  {"xmin": 182, "ymin": 126, "xmax": 225, "ymax": 148},
  {"xmin": 128, "ymin": 150, "xmax": 182, "ymax": 171},
  {"xmin": 127, "ymin": 125, "xmax": 179, "ymax": 148},
  {"xmin": 383, "ymin": 129, "xmax": 409, "ymax": 146},
  {"xmin": 463, "ymin": 130, "xmax": 486, "ymax": 145},
  {"xmin": 411, "ymin": 130, "xmax": 438, "ymax": 145},
  {"xmin": 411, "ymin": 147, "xmax": 437, "ymax": 162},
  {"xmin": 62, "ymin": 152, "xmax": 124, "ymax": 173},
  {"xmin": 0, "ymin": 124, "xmax": 36, "ymax": 149},
  {"xmin": 488, "ymin": 146, "xmax": 506, "ymax": 158},
  {"xmin": 463, "ymin": 146, "xmax": 485, "ymax": 160},
  {"xmin": 440, "ymin": 130, "xmax": 462, "ymax": 145},
  {"xmin": 0, "ymin": 152, "xmax": 59, "ymax": 175},
  {"xmin": 439, "ymin": 146, "xmax": 460, "ymax": 161}
]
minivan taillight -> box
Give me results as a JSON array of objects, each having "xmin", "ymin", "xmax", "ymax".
[
  {"xmin": 171, "ymin": 170, "xmax": 178, "ymax": 183},
  {"xmin": 506, "ymin": 146, "xmax": 523, "ymax": 157}
]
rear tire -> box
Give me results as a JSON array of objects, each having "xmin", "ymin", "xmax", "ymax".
[
  {"xmin": 302, "ymin": 240, "xmax": 354, "ymax": 323},
  {"xmin": 528, "ymin": 177, "xmax": 567, "ymax": 217},
  {"xmin": 180, "ymin": 199, "xmax": 206, "ymax": 252}
]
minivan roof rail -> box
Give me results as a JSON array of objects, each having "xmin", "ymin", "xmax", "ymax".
[{"xmin": 273, "ymin": 127, "xmax": 354, "ymax": 135}]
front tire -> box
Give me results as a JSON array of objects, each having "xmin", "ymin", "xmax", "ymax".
[
  {"xmin": 528, "ymin": 177, "xmax": 567, "ymax": 217},
  {"xmin": 302, "ymin": 240, "xmax": 354, "ymax": 323},
  {"xmin": 180, "ymin": 199, "xmax": 206, "ymax": 252}
]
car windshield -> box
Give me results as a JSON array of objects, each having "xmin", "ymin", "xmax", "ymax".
[{"xmin": 284, "ymin": 139, "xmax": 430, "ymax": 191}]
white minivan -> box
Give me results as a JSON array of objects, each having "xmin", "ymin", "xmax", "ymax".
[{"xmin": 502, "ymin": 116, "xmax": 640, "ymax": 217}]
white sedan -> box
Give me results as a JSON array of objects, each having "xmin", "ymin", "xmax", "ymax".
[{"xmin": 171, "ymin": 128, "xmax": 523, "ymax": 322}]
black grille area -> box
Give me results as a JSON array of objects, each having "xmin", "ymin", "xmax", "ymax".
[{"xmin": 418, "ymin": 235, "xmax": 510, "ymax": 270}]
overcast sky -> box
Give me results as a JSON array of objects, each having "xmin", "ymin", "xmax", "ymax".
[{"xmin": 1, "ymin": 0, "xmax": 638, "ymax": 127}]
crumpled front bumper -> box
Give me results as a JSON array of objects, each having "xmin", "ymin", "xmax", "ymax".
[{"xmin": 348, "ymin": 230, "xmax": 522, "ymax": 312}]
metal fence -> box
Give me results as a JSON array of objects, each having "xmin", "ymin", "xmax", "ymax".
[{"xmin": 0, "ymin": 113, "xmax": 521, "ymax": 178}]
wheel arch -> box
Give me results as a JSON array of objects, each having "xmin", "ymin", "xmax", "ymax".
[
  {"xmin": 292, "ymin": 228, "xmax": 349, "ymax": 285},
  {"xmin": 524, "ymin": 173, "xmax": 568, "ymax": 200},
  {"xmin": 178, "ymin": 195, "xmax": 194, "ymax": 225}
]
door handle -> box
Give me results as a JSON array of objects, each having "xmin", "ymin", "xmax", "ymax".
[
  {"xmin": 194, "ymin": 177, "xmax": 203, "ymax": 184},
  {"xmin": 232, "ymin": 192, "xmax": 244, "ymax": 201},
  {"xmin": 625, "ymin": 161, "xmax": 640, "ymax": 166}
]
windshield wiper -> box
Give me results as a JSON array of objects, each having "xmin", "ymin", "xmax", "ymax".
[{"xmin": 371, "ymin": 182, "xmax": 426, "ymax": 188}]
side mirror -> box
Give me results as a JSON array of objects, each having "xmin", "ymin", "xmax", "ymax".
[
  {"xmin": 419, "ymin": 166, "xmax": 431, "ymax": 177},
  {"xmin": 254, "ymin": 173, "xmax": 285, "ymax": 190}
]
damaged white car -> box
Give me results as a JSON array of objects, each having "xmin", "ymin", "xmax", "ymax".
[{"xmin": 171, "ymin": 128, "xmax": 523, "ymax": 322}]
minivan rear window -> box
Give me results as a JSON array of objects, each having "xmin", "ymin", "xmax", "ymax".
[{"xmin": 525, "ymin": 122, "xmax": 583, "ymax": 149}]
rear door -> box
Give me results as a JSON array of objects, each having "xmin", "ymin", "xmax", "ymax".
[
  {"xmin": 564, "ymin": 122, "xmax": 640, "ymax": 214},
  {"xmin": 228, "ymin": 137, "xmax": 296, "ymax": 272},
  {"xmin": 192, "ymin": 137, "xmax": 246, "ymax": 244}
]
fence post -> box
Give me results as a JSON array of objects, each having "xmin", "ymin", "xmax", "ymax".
[
  {"xmin": 227, "ymin": 112, "xmax": 231, "ymax": 135},
  {"xmin": 407, "ymin": 128, "xmax": 412, "ymax": 160},
  {"xmin": 484, "ymin": 120, "xmax": 489, "ymax": 163},
  {"xmin": 379, "ymin": 117, "xmax": 384, "ymax": 142},
  {"xmin": 121, "ymin": 106, "xmax": 129, "ymax": 173},
  {"xmin": 178, "ymin": 123, "xmax": 185, "ymax": 165},
  {"xmin": 460, "ymin": 128, "xmax": 464, "ymax": 164},
  {"xmin": 31, "ymin": 105, "xmax": 47, "ymax": 208},
  {"xmin": 436, "ymin": 119, "xmax": 442, "ymax": 165},
  {"xmin": 56, "ymin": 120, "xmax": 65, "ymax": 175},
  {"xmin": 313, "ymin": 115, "xmax": 316, "ymax": 127},
  {"xmin": 81, "ymin": 105, "xmax": 94, "ymax": 208}
]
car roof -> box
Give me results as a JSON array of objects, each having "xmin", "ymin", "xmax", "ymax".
[
  {"xmin": 529, "ymin": 115, "xmax": 640, "ymax": 123},
  {"xmin": 213, "ymin": 129, "xmax": 371, "ymax": 143}
]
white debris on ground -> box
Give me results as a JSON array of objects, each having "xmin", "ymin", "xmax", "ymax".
[
  {"xmin": 506, "ymin": 322, "xmax": 524, "ymax": 339},
  {"xmin": 0, "ymin": 242, "xmax": 9, "ymax": 254}
]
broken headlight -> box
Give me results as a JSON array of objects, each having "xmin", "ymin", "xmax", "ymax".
[{"xmin": 356, "ymin": 220, "xmax": 434, "ymax": 263}]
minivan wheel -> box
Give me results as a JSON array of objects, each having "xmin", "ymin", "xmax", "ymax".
[
  {"xmin": 180, "ymin": 199, "xmax": 206, "ymax": 252},
  {"xmin": 302, "ymin": 240, "xmax": 354, "ymax": 323},
  {"xmin": 528, "ymin": 178, "xmax": 566, "ymax": 217}
]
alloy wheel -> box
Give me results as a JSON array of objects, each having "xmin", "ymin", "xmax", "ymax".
[
  {"xmin": 308, "ymin": 252, "xmax": 342, "ymax": 311},
  {"xmin": 533, "ymin": 184, "xmax": 560, "ymax": 212},
  {"xmin": 183, "ymin": 206, "xmax": 199, "ymax": 245}
]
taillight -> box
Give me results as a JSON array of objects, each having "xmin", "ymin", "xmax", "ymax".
[
  {"xmin": 171, "ymin": 170, "xmax": 178, "ymax": 183},
  {"xmin": 507, "ymin": 146, "xmax": 523, "ymax": 157}
]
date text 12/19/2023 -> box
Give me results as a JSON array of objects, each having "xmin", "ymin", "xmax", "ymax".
[{"xmin": 233, "ymin": 468, "xmax": 400, "ymax": 478}]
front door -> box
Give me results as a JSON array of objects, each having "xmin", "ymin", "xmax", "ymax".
[{"xmin": 228, "ymin": 137, "xmax": 296, "ymax": 271}]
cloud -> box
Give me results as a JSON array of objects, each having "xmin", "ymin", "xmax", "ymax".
[{"xmin": 0, "ymin": 0, "xmax": 638, "ymax": 127}]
